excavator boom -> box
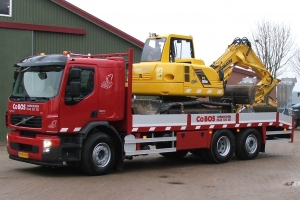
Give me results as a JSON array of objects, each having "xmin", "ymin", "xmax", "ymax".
[{"xmin": 211, "ymin": 37, "xmax": 279, "ymax": 106}]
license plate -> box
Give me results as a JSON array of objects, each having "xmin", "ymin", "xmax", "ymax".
[{"xmin": 18, "ymin": 152, "xmax": 29, "ymax": 159}]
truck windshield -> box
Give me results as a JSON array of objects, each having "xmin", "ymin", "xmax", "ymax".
[
  {"xmin": 12, "ymin": 65, "xmax": 64, "ymax": 100},
  {"xmin": 141, "ymin": 37, "xmax": 166, "ymax": 62}
]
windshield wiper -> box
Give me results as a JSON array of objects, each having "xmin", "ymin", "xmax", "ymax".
[
  {"xmin": 30, "ymin": 97, "xmax": 50, "ymax": 101},
  {"xmin": 10, "ymin": 94, "xmax": 30, "ymax": 101}
]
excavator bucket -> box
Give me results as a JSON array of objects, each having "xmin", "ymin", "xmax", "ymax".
[{"xmin": 223, "ymin": 85, "xmax": 259, "ymax": 105}]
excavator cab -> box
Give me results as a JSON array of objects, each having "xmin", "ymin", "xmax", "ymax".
[
  {"xmin": 140, "ymin": 33, "xmax": 202, "ymax": 64},
  {"xmin": 133, "ymin": 34, "xmax": 225, "ymax": 98}
]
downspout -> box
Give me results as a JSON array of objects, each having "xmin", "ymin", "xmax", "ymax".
[{"xmin": 31, "ymin": 31, "xmax": 34, "ymax": 55}]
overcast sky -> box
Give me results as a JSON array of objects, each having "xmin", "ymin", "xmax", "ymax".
[{"xmin": 67, "ymin": 0, "xmax": 300, "ymax": 90}]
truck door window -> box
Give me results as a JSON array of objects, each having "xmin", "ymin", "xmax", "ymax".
[{"xmin": 65, "ymin": 67, "xmax": 94, "ymax": 98}]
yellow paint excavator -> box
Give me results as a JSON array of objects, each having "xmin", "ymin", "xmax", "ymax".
[
  {"xmin": 132, "ymin": 33, "xmax": 278, "ymax": 114},
  {"xmin": 209, "ymin": 37, "xmax": 279, "ymax": 112}
]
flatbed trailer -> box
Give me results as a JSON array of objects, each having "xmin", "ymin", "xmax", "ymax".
[{"xmin": 6, "ymin": 49, "xmax": 294, "ymax": 175}]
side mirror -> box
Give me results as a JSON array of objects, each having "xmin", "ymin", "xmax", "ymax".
[
  {"xmin": 70, "ymin": 68, "xmax": 81, "ymax": 80},
  {"xmin": 38, "ymin": 72, "xmax": 47, "ymax": 80},
  {"xmin": 70, "ymin": 81, "xmax": 81, "ymax": 97}
]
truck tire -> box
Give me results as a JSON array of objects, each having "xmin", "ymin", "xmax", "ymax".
[
  {"xmin": 204, "ymin": 129, "xmax": 235, "ymax": 164},
  {"xmin": 80, "ymin": 132, "xmax": 116, "ymax": 176},
  {"xmin": 235, "ymin": 128, "xmax": 261, "ymax": 160}
]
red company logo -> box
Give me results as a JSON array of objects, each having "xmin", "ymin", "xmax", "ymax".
[
  {"xmin": 196, "ymin": 116, "xmax": 216, "ymax": 122},
  {"xmin": 196, "ymin": 115, "xmax": 232, "ymax": 122}
]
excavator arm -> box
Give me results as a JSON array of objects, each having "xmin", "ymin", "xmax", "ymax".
[{"xmin": 211, "ymin": 37, "xmax": 279, "ymax": 107}]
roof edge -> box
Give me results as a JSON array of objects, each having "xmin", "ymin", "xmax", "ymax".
[{"xmin": 52, "ymin": 0, "xmax": 144, "ymax": 48}]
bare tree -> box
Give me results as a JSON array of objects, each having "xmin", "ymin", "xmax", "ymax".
[
  {"xmin": 291, "ymin": 49, "xmax": 300, "ymax": 76},
  {"xmin": 250, "ymin": 19, "xmax": 296, "ymax": 79}
]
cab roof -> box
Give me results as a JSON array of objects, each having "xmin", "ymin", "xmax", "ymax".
[{"xmin": 15, "ymin": 55, "xmax": 68, "ymax": 67}]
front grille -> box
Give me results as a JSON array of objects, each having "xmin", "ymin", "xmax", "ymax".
[
  {"xmin": 20, "ymin": 130, "xmax": 37, "ymax": 138},
  {"xmin": 10, "ymin": 114, "xmax": 42, "ymax": 128},
  {"xmin": 10, "ymin": 142, "xmax": 39, "ymax": 153}
]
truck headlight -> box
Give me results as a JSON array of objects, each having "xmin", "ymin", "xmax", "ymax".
[{"xmin": 43, "ymin": 139, "xmax": 52, "ymax": 153}]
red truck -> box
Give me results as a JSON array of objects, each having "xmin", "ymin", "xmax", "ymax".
[{"xmin": 6, "ymin": 49, "xmax": 294, "ymax": 175}]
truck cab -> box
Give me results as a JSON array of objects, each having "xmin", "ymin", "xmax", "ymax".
[{"xmin": 7, "ymin": 53, "xmax": 126, "ymax": 167}]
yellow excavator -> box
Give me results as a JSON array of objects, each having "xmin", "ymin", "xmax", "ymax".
[{"xmin": 132, "ymin": 33, "xmax": 278, "ymax": 114}]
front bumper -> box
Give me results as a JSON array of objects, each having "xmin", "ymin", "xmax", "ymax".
[
  {"xmin": 7, "ymin": 131, "xmax": 81, "ymax": 167},
  {"xmin": 9, "ymin": 149, "xmax": 63, "ymax": 167}
]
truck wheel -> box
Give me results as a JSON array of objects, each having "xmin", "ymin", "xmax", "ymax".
[
  {"xmin": 80, "ymin": 133, "xmax": 116, "ymax": 176},
  {"xmin": 205, "ymin": 129, "xmax": 235, "ymax": 163},
  {"xmin": 235, "ymin": 128, "xmax": 261, "ymax": 160}
]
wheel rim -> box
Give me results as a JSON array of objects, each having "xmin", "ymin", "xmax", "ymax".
[
  {"xmin": 245, "ymin": 134, "xmax": 258, "ymax": 154},
  {"xmin": 217, "ymin": 136, "xmax": 231, "ymax": 156},
  {"xmin": 92, "ymin": 143, "xmax": 111, "ymax": 168}
]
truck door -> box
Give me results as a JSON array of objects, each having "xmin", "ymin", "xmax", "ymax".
[{"xmin": 59, "ymin": 65, "xmax": 98, "ymax": 133}]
